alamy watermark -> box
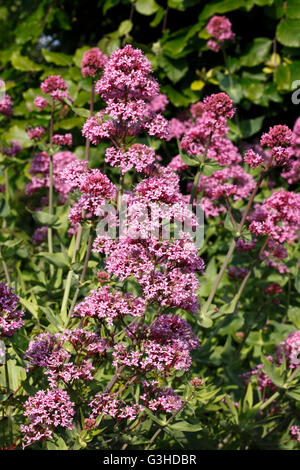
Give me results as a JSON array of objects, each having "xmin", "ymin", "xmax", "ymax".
[
  {"xmin": 0, "ymin": 341, "xmax": 6, "ymax": 365},
  {"xmin": 0, "ymin": 78, "xmax": 6, "ymax": 105},
  {"xmin": 291, "ymin": 80, "xmax": 300, "ymax": 104},
  {"xmin": 95, "ymin": 197, "xmax": 205, "ymax": 249}
]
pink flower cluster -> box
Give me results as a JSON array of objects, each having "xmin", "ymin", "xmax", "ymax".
[
  {"xmin": 2, "ymin": 140, "xmax": 22, "ymax": 157},
  {"xmin": 113, "ymin": 314, "xmax": 199, "ymax": 373},
  {"xmin": 34, "ymin": 96, "xmax": 49, "ymax": 110},
  {"xmin": 149, "ymin": 93, "xmax": 169, "ymax": 112},
  {"xmin": 82, "ymin": 45, "xmax": 169, "ymax": 172},
  {"xmin": 236, "ymin": 238, "xmax": 257, "ymax": 252},
  {"xmin": 26, "ymin": 151, "xmax": 79, "ymax": 203},
  {"xmin": 243, "ymin": 332, "xmax": 300, "ymax": 394},
  {"xmin": 259, "ymin": 239, "xmax": 290, "ymax": 274},
  {"xmin": 197, "ymin": 165, "xmax": 255, "ymax": 203},
  {"xmin": 81, "ymin": 47, "xmax": 107, "ymax": 78},
  {"xmin": 21, "ymin": 388, "xmax": 74, "ymax": 448},
  {"xmin": 244, "ymin": 149, "xmax": 265, "ymax": 168},
  {"xmin": 249, "ymin": 189, "xmax": 300, "ymax": 243},
  {"xmin": 282, "ymin": 117, "xmax": 300, "ymax": 184},
  {"xmin": 168, "ymin": 154, "xmax": 188, "ymax": 172},
  {"xmin": 88, "ymin": 393, "xmax": 142, "ymax": 424},
  {"xmin": 105, "ymin": 143, "xmax": 155, "ymax": 174},
  {"xmin": 0, "ymin": 94, "xmax": 13, "ymax": 116},
  {"xmin": 179, "ymin": 95, "xmax": 241, "ymax": 194},
  {"xmin": 242, "ymin": 356, "xmax": 277, "ymax": 392},
  {"xmin": 60, "ymin": 160, "xmax": 117, "ymax": 225},
  {"xmin": 0, "ymin": 282, "xmax": 24, "ymax": 338},
  {"xmin": 260, "ymin": 124, "xmax": 294, "ymax": 166},
  {"xmin": 27, "ymin": 126, "xmax": 46, "ymax": 141},
  {"xmin": 24, "ymin": 330, "xmax": 106, "ymax": 387},
  {"xmin": 52, "ymin": 133, "xmax": 72, "ymax": 146},
  {"xmin": 74, "ymin": 286, "xmax": 146, "ymax": 326},
  {"xmin": 290, "ymin": 425, "xmax": 300, "ymax": 443},
  {"xmin": 227, "ymin": 266, "xmax": 248, "ymax": 281},
  {"xmin": 277, "ymin": 331, "xmax": 300, "ymax": 369},
  {"xmin": 94, "ymin": 234, "xmax": 203, "ymax": 314},
  {"xmin": 206, "ymin": 15, "xmax": 235, "ymax": 52},
  {"xmin": 40, "ymin": 75, "xmax": 71, "ymax": 103},
  {"xmin": 140, "ymin": 381, "xmax": 183, "ymax": 413},
  {"xmin": 32, "ymin": 226, "xmax": 48, "ymax": 245}
]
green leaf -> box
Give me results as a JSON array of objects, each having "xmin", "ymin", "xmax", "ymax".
[
  {"xmin": 42, "ymin": 49, "xmax": 72, "ymax": 66},
  {"xmin": 37, "ymin": 252, "xmax": 69, "ymax": 268},
  {"xmin": 15, "ymin": 4, "xmax": 44, "ymax": 45},
  {"xmin": 286, "ymin": 387, "xmax": 300, "ymax": 401},
  {"xmin": 4, "ymin": 125, "xmax": 32, "ymax": 148},
  {"xmin": 202, "ymin": 162, "xmax": 223, "ymax": 176},
  {"xmin": 290, "ymin": 61, "xmax": 300, "ymax": 84},
  {"xmin": 57, "ymin": 117, "xmax": 84, "ymax": 130},
  {"xmin": 241, "ymin": 80, "xmax": 264, "ymax": 103},
  {"xmin": 73, "ymin": 46, "xmax": 91, "ymax": 68},
  {"xmin": 239, "ymin": 116, "xmax": 264, "ymax": 138},
  {"xmin": 150, "ymin": 7, "xmax": 165, "ymax": 27},
  {"xmin": 286, "ymin": 0, "xmax": 300, "ymax": 19},
  {"xmin": 135, "ymin": 0, "xmax": 159, "ymax": 15},
  {"xmin": 0, "ymin": 200, "xmax": 10, "ymax": 218},
  {"xmin": 277, "ymin": 18, "xmax": 300, "ymax": 48},
  {"xmin": 261, "ymin": 356, "xmax": 285, "ymax": 388},
  {"xmin": 288, "ymin": 307, "xmax": 300, "ymax": 329},
  {"xmin": 164, "ymin": 85, "xmax": 191, "ymax": 107},
  {"xmin": 190, "ymin": 80, "xmax": 205, "ymax": 91},
  {"xmin": 168, "ymin": 421, "xmax": 202, "ymax": 432},
  {"xmin": 295, "ymin": 265, "xmax": 300, "ymax": 294},
  {"xmin": 198, "ymin": 0, "xmax": 254, "ymax": 21},
  {"xmin": 240, "ymin": 38, "xmax": 272, "ymax": 67},
  {"xmin": 198, "ymin": 314, "xmax": 213, "ymax": 328},
  {"xmin": 72, "ymin": 107, "xmax": 90, "ymax": 118},
  {"xmin": 19, "ymin": 297, "xmax": 39, "ymax": 319},
  {"xmin": 217, "ymin": 73, "xmax": 243, "ymax": 103},
  {"xmin": 11, "ymin": 51, "xmax": 42, "ymax": 71},
  {"xmin": 243, "ymin": 382, "xmax": 253, "ymax": 412},
  {"xmin": 224, "ymin": 212, "xmax": 236, "ymax": 234},
  {"xmin": 40, "ymin": 306, "xmax": 64, "ymax": 330},
  {"xmin": 118, "ymin": 20, "xmax": 133, "ymax": 36},
  {"xmin": 274, "ymin": 64, "xmax": 291, "ymax": 91},
  {"xmin": 217, "ymin": 295, "xmax": 239, "ymax": 315},
  {"xmin": 47, "ymin": 436, "xmax": 68, "ymax": 450},
  {"xmin": 179, "ymin": 152, "xmax": 201, "ymax": 166},
  {"xmin": 32, "ymin": 211, "xmax": 59, "ymax": 227},
  {"xmin": 158, "ymin": 55, "xmax": 188, "ymax": 83}
]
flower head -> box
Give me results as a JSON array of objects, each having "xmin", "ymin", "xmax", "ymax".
[{"xmin": 81, "ymin": 47, "xmax": 107, "ymax": 77}]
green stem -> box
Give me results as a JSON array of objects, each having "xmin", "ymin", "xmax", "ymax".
[
  {"xmin": 201, "ymin": 162, "xmax": 272, "ymax": 318},
  {"xmin": 47, "ymin": 153, "xmax": 54, "ymax": 255},
  {"xmin": 84, "ymin": 82, "xmax": 95, "ymax": 161},
  {"xmin": 189, "ymin": 166, "xmax": 202, "ymax": 206},
  {"xmin": 47, "ymin": 101, "xmax": 55, "ymax": 275},
  {"xmin": 68, "ymin": 225, "xmax": 94, "ymax": 319},
  {"xmin": 4, "ymin": 361, "xmax": 13, "ymax": 444},
  {"xmin": 4, "ymin": 168, "xmax": 9, "ymax": 205},
  {"xmin": 259, "ymin": 391, "xmax": 280, "ymax": 411},
  {"xmin": 201, "ymin": 238, "xmax": 236, "ymax": 318},
  {"xmin": 189, "ymin": 134, "xmax": 212, "ymax": 206},
  {"xmin": 1, "ymin": 259, "xmax": 11, "ymax": 285},
  {"xmin": 60, "ymin": 225, "xmax": 83, "ymax": 319},
  {"xmin": 62, "ymin": 79, "xmax": 94, "ymax": 317},
  {"xmin": 145, "ymin": 392, "xmax": 193, "ymax": 450},
  {"xmin": 222, "ymin": 46, "xmax": 233, "ymax": 89},
  {"xmin": 2, "ymin": 168, "xmax": 9, "ymax": 229}
]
